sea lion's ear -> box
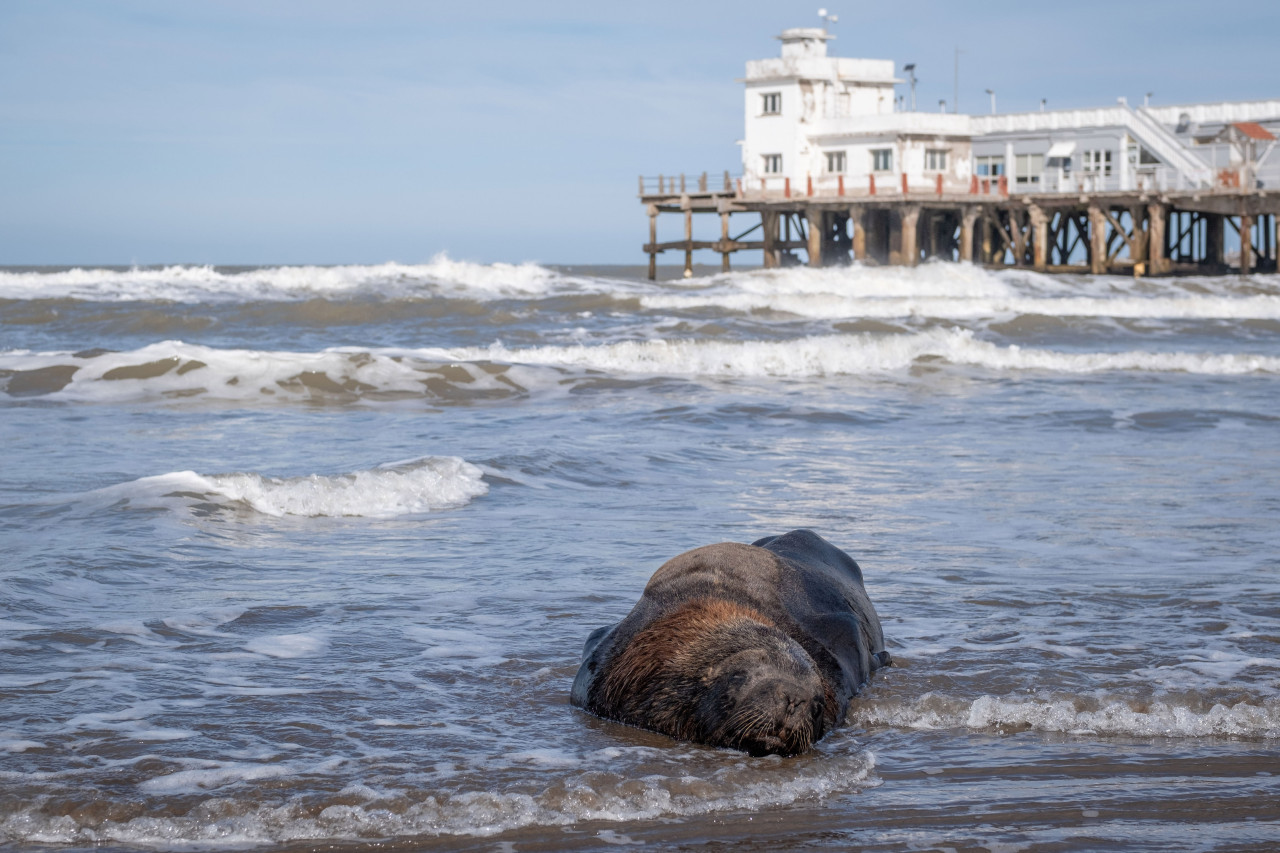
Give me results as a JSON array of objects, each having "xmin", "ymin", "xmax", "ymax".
[{"xmin": 581, "ymin": 624, "xmax": 613, "ymax": 662}]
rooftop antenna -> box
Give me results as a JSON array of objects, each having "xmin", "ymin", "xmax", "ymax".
[
  {"xmin": 818, "ymin": 8, "xmax": 838, "ymax": 30},
  {"xmin": 1144, "ymin": 91, "xmax": 1153, "ymax": 107},
  {"xmin": 954, "ymin": 47, "xmax": 964, "ymax": 114},
  {"xmin": 903, "ymin": 63, "xmax": 917, "ymax": 111},
  {"xmin": 986, "ymin": 88, "xmax": 996, "ymax": 115}
]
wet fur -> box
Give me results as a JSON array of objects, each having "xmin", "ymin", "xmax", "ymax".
[{"xmin": 571, "ymin": 530, "xmax": 889, "ymax": 756}]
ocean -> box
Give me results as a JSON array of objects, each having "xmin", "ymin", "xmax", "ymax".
[{"xmin": 0, "ymin": 258, "xmax": 1277, "ymax": 851}]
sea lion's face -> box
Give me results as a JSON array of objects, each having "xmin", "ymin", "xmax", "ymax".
[{"xmin": 699, "ymin": 636, "xmax": 826, "ymax": 757}]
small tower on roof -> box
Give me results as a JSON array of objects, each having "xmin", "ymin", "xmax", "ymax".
[{"xmin": 778, "ymin": 27, "xmax": 832, "ymax": 58}]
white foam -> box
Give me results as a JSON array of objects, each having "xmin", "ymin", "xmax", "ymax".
[
  {"xmin": 161, "ymin": 607, "xmax": 246, "ymax": 637},
  {"xmin": 138, "ymin": 761, "xmax": 294, "ymax": 794},
  {"xmin": 1, "ymin": 739, "xmax": 45, "ymax": 753},
  {"xmin": 424, "ymin": 328, "xmax": 1280, "ymax": 378},
  {"xmin": 643, "ymin": 264, "xmax": 1280, "ymax": 320},
  {"xmin": 0, "ymin": 749, "xmax": 876, "ymax": 846},
  {"xmin": 0, "ymin": 255, "xmax": 575, "ymax": 303},
  {"xmin": 0, "ymin": 340, "xmax": 544, "ymax": 404},
  {"xmin": 90, "ymin": 456, "xmax": 488, "ymax": 518},
  {"xmin": 851, "ymin": 692, "xmax": 1280, "ymax": 738},
  {"xmin": 7, "ymin": 333, "xmax": 1277, "ymax": 408},
  {"xmin": 244, "ymin": 633, "xmax": 328, "ymax": 659}
]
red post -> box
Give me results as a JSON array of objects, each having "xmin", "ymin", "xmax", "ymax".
[
  {"xmin": 982, "ymin": 178, "xmax": 990, "ymax": 195},
  {"xmin": 936, "ymin": 173, "xmax": 944, "ymax": 196},
  {"xmin": 998, "ymin": 174, "xmax": 1008, "ymax": 197},
  {"xmin": 761, "ymin": 178, "xmax": 766, "ymax": 194},
  {"xmin": 869, "ymin": 174, "xmax": 877, "ymax": 196},
  {"xmin": 901, "ymin": 173, "xmax": 909, "ymax": 195},
  {"xmin": 838, "ymin": 175, "xmax": 845, "ymax": 197},
  {"xmin": 970, "ymin": 174, "xmax": 979, "ymax": 194},
  {"xmin": 785, "ymin": 177, "xmax": 791, "ymax": 198},
  {"xmin": 736, "ymin": 178, "xmax": 743, "ymax": 198},
  {"xmin": 807, "ymin": 175, "xmax": 813, "ymax": 197}
]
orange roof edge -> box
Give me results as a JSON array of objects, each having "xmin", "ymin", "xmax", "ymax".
[{"xmin": 1232, "ymin": 121, "xmax": 1276, "ymax": 140}]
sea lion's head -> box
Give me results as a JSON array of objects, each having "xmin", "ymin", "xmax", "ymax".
[
  {"xmin": 692, "ymin": 621, "xmax": 826, "ymax": 756},
  {"xmin": 591, "ymin": 599, "xmax": 827, "ymax": 756}
]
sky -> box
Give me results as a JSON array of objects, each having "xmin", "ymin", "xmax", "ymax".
[{"xmin": 4, "ymin": 0, "xmax": 1280, "ymax": 266}]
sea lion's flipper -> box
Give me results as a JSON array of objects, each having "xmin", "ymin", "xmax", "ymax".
[
  {"xmin": 872, "ymin": 650, "xmax": 892, "ymax": 670},
  {"xmin": 798, "ymin": 611, "xmax": 876, "ymax": 701}
]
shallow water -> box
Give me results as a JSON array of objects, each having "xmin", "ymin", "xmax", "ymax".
[{"xmin": 1, "ymin": 258, "xmax": 1278, "ymax": 851}]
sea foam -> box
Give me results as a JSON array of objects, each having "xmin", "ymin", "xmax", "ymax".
[
  {"xmin": 850, "ymin": 692, "xmax": 1280, "ymax": 739},
  {"xmin": 422, "ymin": 328, "xmax": 1280, "ymax": 378},
  {"xmin": 91, "ymin": 456, "xmax": 488, "ymax": 518},
  {"xmin": 0, "ymin": 255, "xmax": 570, "ymax": 303},
  {"xmin": 0, "ymin": 748, "xmax": 876, "ymax": 846},
  {"xmin": 642, "ymin": 263, "xmax": 1280, "ymax": 320},
  {"xmin": 5, "ymin": 331, "xmax": 1278, "ymax": 408}
]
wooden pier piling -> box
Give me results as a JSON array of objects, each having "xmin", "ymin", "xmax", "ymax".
[{"xmin": 640, "ymin": 173, "xmax": 1280, "ymax": 277}]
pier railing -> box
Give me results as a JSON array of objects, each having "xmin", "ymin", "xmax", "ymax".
[
  {"xmin": 639, "ymin": 172, "xmax": 737, "ymax": 196},
  {"xmin": 739, "ymin": 173, "xmax": 1006, "ymax": 199},
  {"xmin": 641, "ymin": 164, "xmax": 1280, "ymax": 201}
]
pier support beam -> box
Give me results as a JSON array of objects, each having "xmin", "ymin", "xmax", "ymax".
[
  {"xmin": 1088, "ymin": 204, "xmax": 1107, "ymax": 275},
  {"xmin": 1029, "ymin": 204, "xmax": 1048, "ymax": 271},
  {"xmin": 806, "ymin": 207, "xmax": 823, "ymax": 268},
  {"xmin": 1147, "ymin": 203, "xmax": 1169, "ymax": 275},
  {"xmin": 1241, "ymin": 212, "xmax": 1254, "ymax": 276},
  {"xmin": 850, "ymin": 207, "xmax": 867, "ymax": 262},
  {"xmin": 1206, "ymin": 213, "xmax": 1225, "ymax": 268},
  {"xmin": 960, "ymin": 207, "xmax": 978, "ymax": 263},
  {"xmin": 1011, "ymin": 208, "xmax": 1027, "ymax": 267},
  {"xmin": 720, "ymin": 211, "xmax": 731, "ymax": 272},
  {"xmin": 647, "ymin": 204, "xmax": 658, "ymax": 281},
  {"xmin": 682, "ymin": 200, "xmax": 693, "ymax": 278},
  {"xmin": 762, "ymin": 210, "xmax": 780, "ymax": 269},
  {"xmin": 1128, "ymin": 205, "xmax": 1149, "ymax": 273},
  {"xmin": 898, "ymin": 204, "xmax": 920, "ymax": 266}
]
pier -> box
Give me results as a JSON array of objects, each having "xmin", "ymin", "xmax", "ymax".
[
  {"xmin": 644, "ymin": 25, "xmax": 1280, "ymax": 278},
  {"xmin": 640, "ymin": 174, "xmax": 1280, "ymax": 277}
]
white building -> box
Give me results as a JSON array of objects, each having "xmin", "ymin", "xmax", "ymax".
[{"xmin": 741, "ymin": 27, "xmax": 1280, "ymax": 197}]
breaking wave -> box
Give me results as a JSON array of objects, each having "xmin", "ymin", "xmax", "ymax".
[
  {"xmin": 642, "ymin": 264, "xmax": 1280, "ymax": 320},
  {"xmin": 851, "ymin": 692, "xmax": 1280, "ymax": 739},
  {"xmin": 0, "ymin": 255, "xmax": 583, "ymax": 303},
  {"xmin": 445, "ymin": 330, "xmax": 1280, "ymax": 377},
  {"xmin": 0, "ymin": 748, "xmax": 875, "ymax": 847},
  {"xmin": 4, "ymin": 331, "xmax": 1278, "ymax": 406},
  {"xmin": 86, "ymin": 456, "xmax": 488, "ymax": 518}
]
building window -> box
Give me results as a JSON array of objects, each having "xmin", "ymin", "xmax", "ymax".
[
  {"xmin": 975, "ymin": 155, "xmax": 1005, "ymax": 177},
  {"xmin": 762, "ymin": 153, "xmax": 783, "ymax": 174},
  {"xmin": 925, "ymin": 149, "xmax": 948, "ymax": 171},
  {"xmin": 1015, "ymin": 153, "xmax": 1044, "ymax": 185},
  {"xmin": 1081, "ymin": 149, "xmax": 1112, "ymax": 176},
  {"xmin": 761, "ymin": 92, "xmax": 781, "ymax": 115},
  {"xmin": 871, "ymin": 148, "xmax": 893, "ymax": 172},
  {"xmin": 825, "ymin": 151, "xmax": 846, "ymax": 173}
]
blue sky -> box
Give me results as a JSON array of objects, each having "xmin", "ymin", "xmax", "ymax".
[{"xmin": 3, "ymin": 0, "xmax": 1279, "ymax": 266}]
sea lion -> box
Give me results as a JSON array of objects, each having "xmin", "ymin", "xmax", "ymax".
[{"xmin": 571, "ymin": 529, "xmax": 890, "ymax": 756}]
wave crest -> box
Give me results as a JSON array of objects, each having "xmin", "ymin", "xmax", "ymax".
[
  {"xmin": 91, "ymin": 456, "xmax": 488, "ymax": 518},
  {"xmin": 851, "ymin": 692, "xmax": 1280, "ymax": 738},
  {"xmin": 0, "ymin": 254, "xmax": 564, "ymax": 302}
]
